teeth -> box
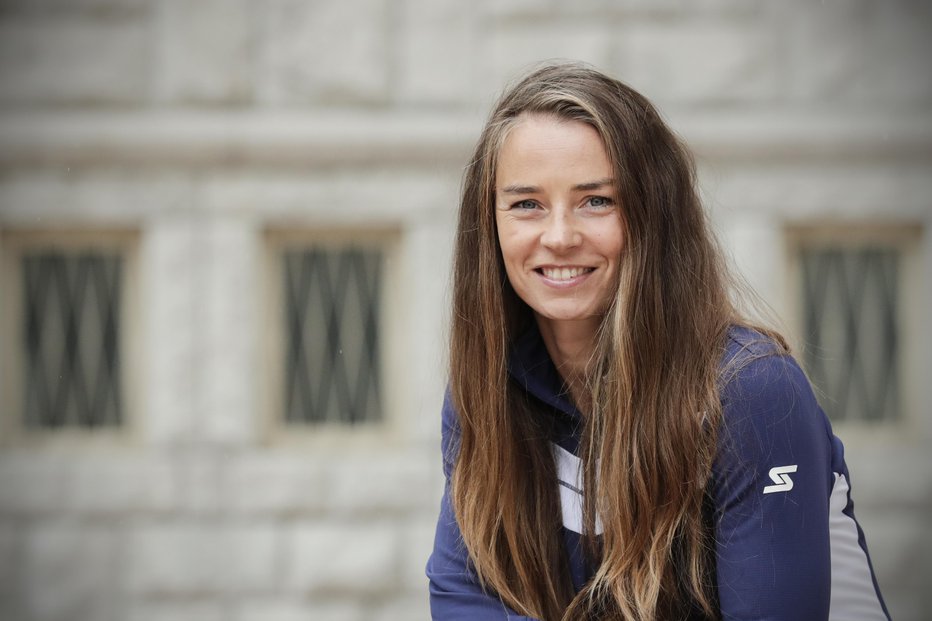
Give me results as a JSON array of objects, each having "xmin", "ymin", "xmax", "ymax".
[{"xmin": 542, "ymin": 267, "xmax": 589, "ymax": 280}]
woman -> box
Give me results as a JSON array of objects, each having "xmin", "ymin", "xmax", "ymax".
[{"xmin": 427, "ymin": 62, "xmax": 890, "ymax": 620}]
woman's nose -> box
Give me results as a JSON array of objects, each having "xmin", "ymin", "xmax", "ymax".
[{"xmin": 540, "ymin": 211, "xmax": 582, "ymax": 251}]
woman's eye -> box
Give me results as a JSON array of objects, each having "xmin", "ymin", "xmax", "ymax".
[
  {"xmin": 513, "ymin": 199, "xmax": 538, "ymax": 210},
  {"xmin": 587, "ymin": 196, "xmax": 613, "ymax": 209}
]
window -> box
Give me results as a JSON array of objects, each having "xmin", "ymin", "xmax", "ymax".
[
  {"xmin": 1, "ymin": 231, "xmax": 137, "ymax": 438},
  {"xmin": 788, "ymin": 225, "xmax": 921, "ymax": 424},
  {"xmin": 265, "ymin": 230, "xmax": 396, "ymax": 432}
]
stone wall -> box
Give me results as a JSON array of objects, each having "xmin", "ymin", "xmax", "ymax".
[{"xmin": 1, "ymin": 1, "xmax": 930, "ymax": 619}]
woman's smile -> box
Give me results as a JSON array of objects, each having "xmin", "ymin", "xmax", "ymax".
[{"xmin": 535, "ymin": 265, "xmax": 595, "ymax": 286}]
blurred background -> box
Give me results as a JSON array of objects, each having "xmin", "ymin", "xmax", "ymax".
[{"xmin": 0, "ymin": 0, "xmax": 930, "ymax": 619}]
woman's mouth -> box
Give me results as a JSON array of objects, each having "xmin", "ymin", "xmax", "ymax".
[{"xmin": 536, "ymin": 266, "xmax": 595, "ymax": 282}]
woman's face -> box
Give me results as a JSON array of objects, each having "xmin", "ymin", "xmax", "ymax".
[{"xmin": 495, "ymin": 114, "xmax": 624, "ymax": 331}]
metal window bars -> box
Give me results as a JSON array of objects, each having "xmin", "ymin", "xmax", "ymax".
[
  {"xmin": 801, "ymin": 246, "xmax": 899, "ymax": 422},
  {"xmin": 21, "ymin": 251, "xmax": 123, "ymax": 428},
  {"xmin": 283, "ymin": 246, "xmax": 382, "ymax": 425}
]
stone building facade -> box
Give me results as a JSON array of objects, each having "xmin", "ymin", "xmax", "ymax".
[{"xmin": 0, "ymin": 1, "xmax": 930, "ymax": 620}]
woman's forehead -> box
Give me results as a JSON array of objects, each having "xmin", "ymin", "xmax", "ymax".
[{"xmin": 495, "ymin": 115, "xmax": 612, "ymax": 188}]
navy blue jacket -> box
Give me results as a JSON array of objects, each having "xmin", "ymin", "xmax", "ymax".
[{"xmin": 427, "ymin": 326, "xmax": 890, "ymax": 620}]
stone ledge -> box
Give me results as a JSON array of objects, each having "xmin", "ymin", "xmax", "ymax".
[
  {"xmin": 0, "ymin": 111, "xmax": 480, "ymax": 168},
  {"xmin": 681, "ymin": 110, "xmax": 932, "ymax": 162},
  {"xmin": 1, "ymin": 110, "xmax": 931, "ymax": 168}
]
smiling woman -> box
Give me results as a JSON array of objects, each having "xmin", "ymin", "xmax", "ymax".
[{"xmin": 426, "ymin": 62, "xmax": 891, "ymax": 621}]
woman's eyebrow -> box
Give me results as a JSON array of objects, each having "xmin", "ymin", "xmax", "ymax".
[
  {"xmin": 499, "ymin": 184, "xmax": 540, "ymax": 195},
  {"xmin": 573, "ymin": 178, "xmax": 614, "ymax": 191}
]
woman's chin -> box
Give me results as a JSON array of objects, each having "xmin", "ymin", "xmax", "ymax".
[{"xmin": 532, "ymin": 307, "xmax": 604, "ymax": 326}]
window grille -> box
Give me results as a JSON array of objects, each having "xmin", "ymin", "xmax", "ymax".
[
  {"xmin": 20, "ymin": 251, "xmax": 123, "ymax": 428},
  {"xmin": 283, "ymin": 246, "xmax": 382, "ymax": 425},
  {"xmin": 800, "ymin": 246, "xmax": 899, "ymax": 422}
]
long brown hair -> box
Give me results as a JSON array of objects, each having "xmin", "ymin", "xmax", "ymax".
[{"xmin": 450, "ymin": 62, "xmax": 750, "ymax": 620}]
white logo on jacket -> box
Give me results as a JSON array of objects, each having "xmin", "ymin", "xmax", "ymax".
[{"xmin": 763, "ymin": 464, "xmax": 798, "ymax": 494}]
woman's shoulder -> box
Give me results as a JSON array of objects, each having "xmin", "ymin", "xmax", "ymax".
[
  {"xmin": 717, "ymin": 325, "xmax": 832, "ymax": 459},
  {"xmin": 720, "ymin": 324, "xmax": 802, "ymax": 394},
  {"xmin": 722, "ymin": 324, "xmax": 785, "ymax": 363}
]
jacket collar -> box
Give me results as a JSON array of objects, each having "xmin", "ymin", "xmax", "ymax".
[{"xmin": 507, "ymin": 325, "xmax": 583, "ymax": 421}]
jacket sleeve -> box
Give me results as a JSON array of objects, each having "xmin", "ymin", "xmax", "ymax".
[
  {"xmin": 713, "ymin": 352, "xmax": 836, "ymax": 620},
  {"xmin": 426, "ymin": 393, "xmax": 538, "ymax": 621}
]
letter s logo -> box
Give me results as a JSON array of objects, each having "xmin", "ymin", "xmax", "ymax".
[{"xmin": 763, "ymin": 465, "xmax": 798, "ymax": 494}]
